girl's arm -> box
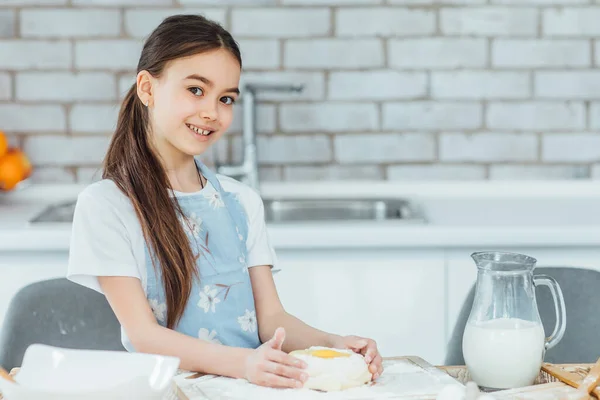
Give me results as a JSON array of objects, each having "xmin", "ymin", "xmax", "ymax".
[
  {"xmin": 98, "ymin": 275, "xmax": 311, "ymax": 388},
  {"xmin": 98, "ymin": 276, "xmax": 252, "ymax": 377},
  {"xmin": 249, "ymin": 266, "xmax": 340, "ymax": 352}
]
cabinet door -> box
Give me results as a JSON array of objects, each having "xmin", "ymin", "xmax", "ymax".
[
  {"xmin": 273, "ymin": 249, "xmax": 447, "ymax": 365},
  {"xmin": 446, "ymin": 247, "xmax": 600, "ymax": 348},
  {"xmin": 0, "ymin": 252, "xmax": 68, "ymax": 331}
]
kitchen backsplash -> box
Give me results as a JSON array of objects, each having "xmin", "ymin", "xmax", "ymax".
[{"xmin": 1, "ymin": 0, "xmax": 600, "ymax": 183}]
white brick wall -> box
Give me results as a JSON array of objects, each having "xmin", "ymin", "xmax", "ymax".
[
  {"xmin": 237, "ymin": 40, "xmax": 280, "ymax": 70},
  {"xmin": 0, "ymin": 73, "xmax": 11, "ymax": 100},
  {"xmin": 258, "ymin": 167, "xmax": 281, "ymax": 182},
  {"xmin": 431, "ymin": 71, "xmax": 530, "ymax": 99},
  {"xmin": 492, "ymin": 40, "xmax": 590, "ymax": 68},
  {"xmin": 535, "ymin": 72, "xmax": 600, "ymax": 99},
  {"xmin": 200, "ymin": 137, "xmax": 229, "ymax": 166},
  {"xmin": 284, "ymin": 165, "xmax": 383, "ymax": 180},
  {"xmin": 21, "ymin": 9, "xmax": 121, "ymax": 38},
  {"xmin": 70, "ymin": 104, "xmax": 120, "ymax": 134},
  {"xmin": 0, "ymin": 10, "xmax": 15, "ymax": 38},
  {"xmin": 76, "ymin": 167, "xmax": 104, "ymax": 183},
  {"xmin": 489, "ymin": 165, "xmax": 588, "ymax": 180},
  {"xmin": 257, "ymin": 135, "xmax": 332, "ymax": 163},
  {"xmin": 487, "ymin": 102, "xmax": 586, "ymax": 130},
  {"xmin": 280, "ymin": 103, "xmax": 379, "ymax": 132},
  {"xmin": 388, "ymin": 165, "xmax": 487, "ymax": 180},
  {"xmin": 282, "ymin": 0, "xmax": 380, "ymax": 4},
  {"xmin": 383, "ymin": 102, "xmax": 482, "ymax": 130},
  {"xmin": 0, "ymin": 41, "xmax": 71, "ymax": 69},
  {"xmin": 16, "ymin": 73, "xmax": 116, "ymax": 101},
  {"xmin": 117, "ymin": 75, "xmax": 136, "ymax": 99},
  {"xmin": 590, "ymin": 103, "xmax": 600, "ymax": 129},
  {"xmin": 23, "ymin": 136, "xmax": 111, "ymax": 166},
  {"xmin": 542, "ymin": 134, "xmax": 600, "ymax": 162},
  {"xmin": 390, "ymin": 0, "xmax": 485, "ymax": 3},
  {"xmin": 543, "ymin": 8, "xmax": 600, "ymax": 36},
  {"xmin": 440, "ymin": 133, "xmax": 538, "ymax": 161},
  {"xmin": 73, "ymin": 0, "xmax": 172, "ymax": 5},
  {"xmin": 31, "ymin": 167, "xmax": 76, "ymax": 183},
  {"xmin": 336, "ymin": 8, "xmax": 435, "ymax": 37},
  {"xmin": 440, "ymin": 8, "xmax": 538, "ymax": 37},
  {"xmin": 329, "ymin": 71, "xmax": 427, "ymax": 100},
  {"xmin": 229, "ymin": 104, "xmax": 276, "ymax": 133},
  {"xmin": 388, "ymin": 39, "xmax": 487, "ymax": 68},
  {"xmin": 179, "ymin": 0, "xmax": 275, "ymax": 4},
  {"xmin": 0, "ymin": 105, "xmax": 66, "ymax": 132},
  {"xmin": 493, "ymin": 0, "xmax": 587, "ymax": 3},
  {"xmin": 285, "ymin": 39, "xmax": 383, "ymax": 69},
  {"xmin": 232, "ymin": 9, "xmax": 330, "ymax": 38},
  {"xmin": 2, "ymin": 1, "xmax": 600, "ymax": 182},
  {"xmin": 0, "ymin": 0, "xmax": 66, "ymax": 4},
  {"xmin": 335, "ymin": 133, "xmax": 435, "ymax": 163},
  {"xmin": 75, "ymin": 40, "xmax": 142, "ymax": 70}
]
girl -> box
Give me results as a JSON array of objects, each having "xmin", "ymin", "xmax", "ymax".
[{"xmin": 67, "ymin": 14, "xmax": 383, "ymax": 389}]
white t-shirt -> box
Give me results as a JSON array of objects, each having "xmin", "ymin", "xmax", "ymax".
[{"xmin": 67, "ymin": 174, "xmax": 278, "ymax": 331}]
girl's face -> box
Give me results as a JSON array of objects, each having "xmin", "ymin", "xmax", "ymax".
[{"xmin": 147, "ymin": 48, "xmax": 241, "ymax": 159}]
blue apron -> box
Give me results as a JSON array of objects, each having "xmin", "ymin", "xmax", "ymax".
[{"xmin": 144, "ymin": 160, "xmax": 261, "ymax": 349}]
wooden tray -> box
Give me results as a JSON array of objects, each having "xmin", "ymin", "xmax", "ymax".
[{"xmin": 440, "ymin": 363, "xmax": 596, "ymax": 400}]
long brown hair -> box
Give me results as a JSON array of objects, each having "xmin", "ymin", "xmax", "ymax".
[{"xmin": 103, "ymin": 14, "xmax": 242, "ymax": 329}]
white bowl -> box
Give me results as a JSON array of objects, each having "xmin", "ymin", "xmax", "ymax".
[{"xmin": 0, "ymin": 344, "xmax": 180, "ymax": 400}]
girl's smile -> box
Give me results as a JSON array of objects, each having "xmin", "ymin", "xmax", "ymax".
[{"xmin": 186, "ymin": 123, "xmax": 216, "ymax": 142}]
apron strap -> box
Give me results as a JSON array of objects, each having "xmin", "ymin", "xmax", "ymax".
[{"xmin": 194, "ymin": 158, "xmax": 225, "ymax": 194}]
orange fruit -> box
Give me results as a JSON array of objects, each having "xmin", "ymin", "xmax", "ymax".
[
  {"xmin": 0, "ymin": 149, "xmax": 32, "ymax": 191},
  {"xmin": 0, "ymin": 131, "xmax": 7, "ymax": 159},
  {"xmin": 13, "ymin": 148, "xmax": 32, "ymax": 178}
]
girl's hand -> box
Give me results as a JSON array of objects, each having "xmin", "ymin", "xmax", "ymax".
[
  {"xmin": 245, "ymin": 327, "xmax": 309, "ymax": 389},
  {"xmin": 329, "ymin": 335, "xmax": 384, "ymax": 380}
]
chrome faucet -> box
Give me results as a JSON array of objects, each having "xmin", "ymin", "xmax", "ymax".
[{"xmin": 215, "ymin": 83, "xmax": 304, "ymax": 191}]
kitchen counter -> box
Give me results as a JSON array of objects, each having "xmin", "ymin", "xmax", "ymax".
[{"xmin": 3, "ymin": 181, "xmax": 600, "ymax": 252}]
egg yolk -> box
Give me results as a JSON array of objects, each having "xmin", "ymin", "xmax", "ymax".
[{"xmin": 309, "ymin": 349, "xmax": 351, "ymax": 359}]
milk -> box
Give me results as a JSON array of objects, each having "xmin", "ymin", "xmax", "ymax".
[{"xmin": 463, "ymin": 318, "xmax": 545, "ymax": 389}]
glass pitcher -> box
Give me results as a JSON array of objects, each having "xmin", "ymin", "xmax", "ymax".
[{"xmin": 462, "ymin": 251, "xmax": 566, "ymax": 391}]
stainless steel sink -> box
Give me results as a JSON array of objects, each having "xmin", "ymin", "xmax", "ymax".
[
  {"xmin": 29, "ymin": 198, "xmax": 423, "ymax": 224},
  {"xmin": 263, "ymin": 198, "xmax": 422, "ymax": 223}
]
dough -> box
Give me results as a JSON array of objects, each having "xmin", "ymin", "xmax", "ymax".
[{"xmin": 289, "ymin": 346, "xmax": 372, "ymax": 392}]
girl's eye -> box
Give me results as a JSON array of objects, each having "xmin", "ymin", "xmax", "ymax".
[
  {"xmin": 221, "ymin": 96, "xmax": 235, "ymax": 105},
  {"xmin": 189, "ymin": 87, "xmax": 203, "ymax": 96}
]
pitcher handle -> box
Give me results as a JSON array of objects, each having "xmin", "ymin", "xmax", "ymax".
[{"xmin": 533, "ymin": 274, "xmax": 567, "ymax": 350}]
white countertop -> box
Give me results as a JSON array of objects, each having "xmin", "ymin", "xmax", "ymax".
[{"xmin": 2, "ymin": 181, "xmax": 600, "ymax": 252}]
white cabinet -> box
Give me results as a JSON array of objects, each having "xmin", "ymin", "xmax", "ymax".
[
  {"xmin": 273, "ymin": 248, "xmax": 447, "ymax": 364},
  {"xmin": 0, "ymin": 251, "xmax": 68, "ymax": 330}
]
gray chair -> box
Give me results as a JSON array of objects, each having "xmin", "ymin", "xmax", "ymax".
[
  {"xmin": 0, "ymin": 278, "xmax": 125, "ymax": 370},
  {"xmin": 445, "ymin": 267, "xmax": 600, "ymax": 365}
]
